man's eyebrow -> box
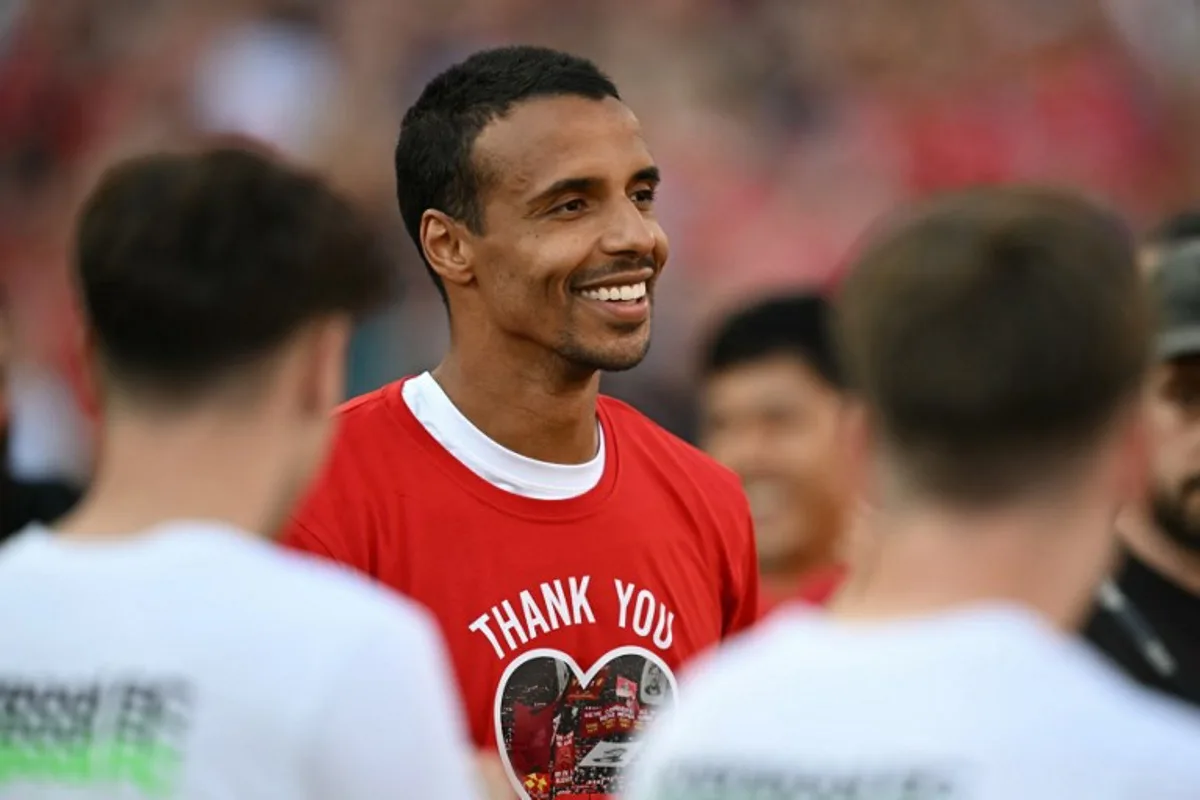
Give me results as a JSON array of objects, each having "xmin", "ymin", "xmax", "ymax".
[
  {"xmin": 527, "ymin": 177, "xmax": 601, "ymax": 208},
  {"xmin": 633, "ymin": 166, "xmax": 661, "ymax": 186},
  {"xmin": 526, "ymin": 167, "xmax": 661, "ymax": 209}
]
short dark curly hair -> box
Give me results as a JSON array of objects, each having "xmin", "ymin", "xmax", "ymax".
[
  {"xmin": 75, "ymin": 146, "xmax": 397, "ymax": 401},
  {"xmin": 701, "ymin": 293, "xmax": 842, "ymax": 389},
  {"xmin": 394, "ymin": 45, "xmax": 619, "ymax": 304}
]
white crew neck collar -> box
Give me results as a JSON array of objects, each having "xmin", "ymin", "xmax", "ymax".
[{"xmin": 401, "ymin": 371, "xmax": 605, "ymax": 500}]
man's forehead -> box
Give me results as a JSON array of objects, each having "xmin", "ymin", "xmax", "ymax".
[
  {"xmin": 471, "ymin": 95, "xmax": 651, "ymax": 191},
  {"xmin": 708, "ymin": 358, "xmax": 838, "ymax": 404}
]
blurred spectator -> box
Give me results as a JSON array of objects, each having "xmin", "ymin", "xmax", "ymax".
[
  {"xmin": 2, "ymin": 0, "xmax": 1200, "ymax": 447},
  {"xmin": 0, "ymin": 296, "xmax": 81, "ymax": 541},
  {"xmin": 1084, "ymin": 239, "xmax": 1200, "ymax": 707},
  {"xmin": 1139, "ymin": 209, "xmax": 1200, "ymax": 274},
  {"xmin": 191, "ymin": 0, "xmax": 338, "ymax": 161},
  {"xmin": 698, "ymin": 294, "xmax": 850, "ymax": 610}
]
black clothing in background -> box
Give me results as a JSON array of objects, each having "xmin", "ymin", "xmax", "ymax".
[
  {"xmin": 0, "ymin": 428, "xmax": 82, "ymax": 543},
  {"xmin": 1083, "ymin": 550, "xmax": 1200, "ymax": 708}
]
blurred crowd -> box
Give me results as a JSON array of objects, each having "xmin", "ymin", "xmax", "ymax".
[{"xmin": 3, "ymin": 0, "xmax": 1200, "ymax": 473}]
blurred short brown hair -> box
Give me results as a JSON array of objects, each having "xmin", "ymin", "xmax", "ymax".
[
  {"xmin": 835, "ymin": 186, "xmax": 1152, "ymax": 505},
  {"xmin": 76, "ymin": 146, "xmax": 398, "ymax": 402}
]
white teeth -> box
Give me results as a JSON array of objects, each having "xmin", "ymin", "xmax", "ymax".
[{"xmin": 579, "ymin": 282, "xmax": 647, "ymax": 302}]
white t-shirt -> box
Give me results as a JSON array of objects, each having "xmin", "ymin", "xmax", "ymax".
[
  {"xmin": 0, "ymin": 522, "xmax": 480, "ymax": 800},
  {"xmin": 627, "ymin": 604, "xmax": 1200, "ymax": 800},
  {"xmin": 402, "ymin": 370, "xmax": 604, "ymax": 499}
]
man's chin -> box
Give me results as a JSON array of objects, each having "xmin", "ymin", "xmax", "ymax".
[
  {"xmin": 562, "ymin": 338, "xmax": 651, "ymax": 374},
  {"xmin": 596, "ymin": 356, "xmax": 647, "ymax": 374}
]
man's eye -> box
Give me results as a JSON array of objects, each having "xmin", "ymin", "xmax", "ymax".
[
  {"xmin": 553, "ymin": 199, "xmax": 587, "ymax": 214},
  {"xmin": 632, "ymin": 188, "xmax": 657, "ymax": 206}
]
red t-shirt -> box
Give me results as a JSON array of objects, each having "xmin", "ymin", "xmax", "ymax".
[
  {"xmin": 759, "ymin": 565, "xmax": 847, "ymax": 618},
  {"xmin": 283, "ymin": 378, "xmax": 758, "ymax": 796}
]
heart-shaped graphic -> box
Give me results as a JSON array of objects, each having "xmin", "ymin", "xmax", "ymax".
[{"xmin": 493, "ymin": 646, "xmax": 678, "ymax": 799}]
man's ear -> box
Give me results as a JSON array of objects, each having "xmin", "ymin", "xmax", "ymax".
[
  {"xmin": 295, "ymin": 316, "xmax": 352, "ymax": 421},
  {"xmin": 76, "ymin": 327, "xmax": 104, "ymax": 417},
  {"xmin": 840, "ymin": 399, "xmax": 876, "ymax": 507},
  {"xmin": 421, "ymin": 210, "xmax": 476, "ymax": 289},
  {"xmin": 1112, "ymin": 406, "xmax": 1150, "ymax": 509}
]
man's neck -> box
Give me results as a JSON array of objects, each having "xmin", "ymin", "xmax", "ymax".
[
  {"xmin": 55, "ymin": 414, "xmax": 285, "ymax": 540},
  {"xmin": 433, "ymin": 344, "xmax": 601, "ymax": 465},
  {"xmin": 1121, "ymin": 511, "xmax": 1200, "ymax": 596},
  {"xmin": 831, "ymin": 502, "xmax": 1110, "ymax": 632}
]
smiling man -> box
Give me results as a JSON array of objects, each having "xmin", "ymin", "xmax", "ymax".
[
  {"xmin": 699, "ymin": 294, "xmax": 850, "ymax": 611},
  {"xmin": 283, "ymin": 46, "xmax": 758, "ymax": 800}
]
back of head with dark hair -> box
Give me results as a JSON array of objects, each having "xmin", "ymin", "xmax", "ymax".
[
  {"xmin": 394, "ymin": 45, "xmax": 619, "ymax": 304},
  {"xmin": 701, "ymin": 293, "xmax": 841, "ymax": 389},
  {"xmin": 75, "ymin": 146, "xmax": 396, "ymax": 402},
  {"xmin": 835, "ymin": 186, "xmax": 1151, "ymax": 505}
]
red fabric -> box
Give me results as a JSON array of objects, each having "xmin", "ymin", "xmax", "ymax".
[
  {"xmin": 794, "ymin": 564, "xmax": 847, "ymax": 606},
  {"xmin": 283, "ymin": 378, "xmax": 759, "ymax": 754},
  {"xmin": 759, "ymin": 565, "xmax": 847, "ymax": 616},
  {"xmin": 509, "ymin": 701, "xmax": 557, "ymax": 776},
  {"xmin": 0, "ymin": 34, "xmax": 93, "ymax": 165}
]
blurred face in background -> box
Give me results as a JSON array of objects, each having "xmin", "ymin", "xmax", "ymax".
[
  {"xmin": 701, "ymin": 354, "xmax": 847, "ymax": 573},
  {"xmin": 1146, "ymin": 355, "xmax": 1200, "ymax": 553}
]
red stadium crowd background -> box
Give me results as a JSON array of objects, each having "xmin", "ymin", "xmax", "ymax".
[{"xmin": 3, "ymin": 0, "xmax": 1200, "ymax": 462}]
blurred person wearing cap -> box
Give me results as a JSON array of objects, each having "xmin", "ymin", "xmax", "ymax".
[
  {"xmin": 1137, "ymin": 209, "xmax": 1200, "ymax": 275},
  {"xmin": 698, "ymin": 294, "xmax": 850, "ymax": 611},
  {"xmin": 627, "ymin": 186, "xmax": 1200, "ymax": 800},
  {"xmin": 0, "ymin": 146, "xmax": 480, "ymax": 800},
  {"xmin": 1083, "ymin": 238, "xmax": 1200, "ymax": 708}
]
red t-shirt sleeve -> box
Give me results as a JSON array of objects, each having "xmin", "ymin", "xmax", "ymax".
[
  {"xmin": 279, "ymin": 403, "xmax": 385, "ymax": 577},
  {"xmin": 723, "ymin": 498, "xmax": 761, "ymax": 637},
  {"xmin": 282, "ymin": 513, "xmax": 359, "ymax": 566}
]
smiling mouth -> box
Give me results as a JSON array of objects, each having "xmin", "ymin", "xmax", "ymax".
[{"xmin": 575, "ymin": 281, "xmax": 648, "ymax": 302}]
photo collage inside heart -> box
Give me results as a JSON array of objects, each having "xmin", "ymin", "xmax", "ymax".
[{"xmin": 494, "ymin": 647, "xmax": 678, "ymax": 800}]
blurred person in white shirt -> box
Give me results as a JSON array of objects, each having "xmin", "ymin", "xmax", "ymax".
[
  {"xmin": 628, "ymin": 186, "xmax": 1200, "ymax": 800},
  {"xmin": 0, "ymin": 144, "xmax": 480, "ymax": 800},
  {"xmin": 191, "ymin": 1, "xmax": 338, "ymax": 163}
]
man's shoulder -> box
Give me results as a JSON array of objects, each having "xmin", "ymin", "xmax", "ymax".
[
  {"xmin": 310, "ymin": 380, "xmax": 419, "ymax": 489},
  {"xmin": 671, "ymin": 610, "xmax": 817, "ymax": 704},
  {"xmin": 248, "ymin": 545, "xmax": 437, "ymax": 644},
  {"xmin": 662, "ymin": 612, "xmax": 1200, "ymax": 760},
  {"xmin": 1088, "ymin": 678, "xmax": 1200, "ymax": 762},
  {"xmin": 1046, "ymin": 680, "xmax": 1200, "ymax": 791},
  {"xmin": 284, "ymin": 377, "xmax": 440, "ymax": 561},
  {"xmin": 201, "ymin": 545, "xmax": 446, "ymax": 716},
  {"xmin": 599, "ymin": 394, "xmax": 742, "ymax": 494},
  {"xmin": 334, "ymin": 381, "xmax": 403, "ymax": 433},
  {"xmin": 1005, "ymin": 631, "xmax": 1200, "ymax": 774}
]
